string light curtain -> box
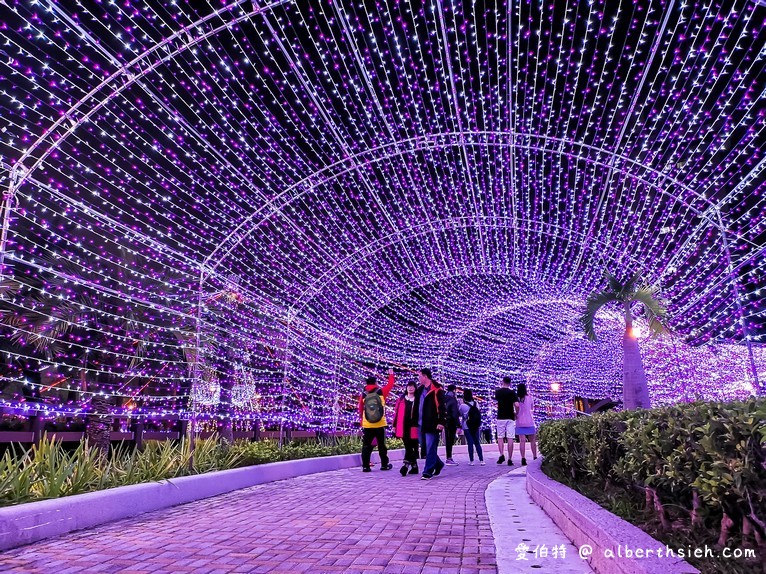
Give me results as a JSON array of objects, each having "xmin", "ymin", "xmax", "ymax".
[{"xmin": 0, "ymin": 0, "xmax": 764, "ymax": 429}]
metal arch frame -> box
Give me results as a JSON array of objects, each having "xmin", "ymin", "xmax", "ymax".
[
  {"xmin": 4, "ymin": 3, "xmax": 757, "ymax": 281},
  {"xmin": 7, "ymin": 0, "xmax": 290, "ymax": 200},
  {"xmin": 431, "ymin": 298, "xmax": 581, "ymax": 372},
  {"xmin": 312, "ymin": 218, "xmax": 666, "ymax": 394},
  {"xmin": 1, "ymin": 0, "xmax": 751, "ymax": 269},
  {"xmin": 288, "ymin": 214, "xmax": 661, "ymax": 320},
  {"xmin": 483, "ymin": 330, "xmax": 621, "ymax": 400},
  {"xmin": 324, "ymin": 219, "xmax": 648, "ymax": 349},
  {"xmin": 200, "ymin": 134, "xmax": 760, "ymax": 387},
  {"xmin": 200, "ymin": 130, "xmax": 748, "ymax": 279},
  {"xmin": 0, "ymin": 0, "xmax": 760, "ymax": 402},
  {"xmin": 325, "ymin": 268, "xmax": 542, "ymax": 391},
  {"xmin": 1, "ymin": 0, "xmax": 752, "ymax": 303}
]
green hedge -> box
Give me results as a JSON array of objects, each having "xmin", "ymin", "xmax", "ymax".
[
  {"xmin": 539, "ymin": 399, "xmax": 766, "ymax": 572},
  {"xmin": 0, "ymin": 434, "xmax": 399, "ymax": 507}
]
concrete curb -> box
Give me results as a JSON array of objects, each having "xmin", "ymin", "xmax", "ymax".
[
  {"xmin": 0, "ymin": 449, "xmax": 393, "ymax": 551},
  {"xmin": 487, "ymin": 466, "xmax": 595, "ymax": 573},
  {"xmin": 526, "ymin": 458, "xmax": 699, "ymax": 574}
]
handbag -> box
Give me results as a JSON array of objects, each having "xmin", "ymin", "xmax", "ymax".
[{"xmin": 409, "ymin": 427, "xmax": 419, "ymax": 439}]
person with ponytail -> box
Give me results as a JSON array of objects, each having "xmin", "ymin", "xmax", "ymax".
[{"xmin": 514, "ymin": 383, "xmax": 537, "ymax": 466}]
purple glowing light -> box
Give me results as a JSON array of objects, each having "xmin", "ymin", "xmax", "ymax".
[{"xmin": 0, "ymin": 0, "xmax": 763, "ymax": 430}]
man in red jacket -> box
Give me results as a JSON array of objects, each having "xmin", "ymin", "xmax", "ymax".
[{"xmin": 358, "ymin": 368, "xmax": 395, "ymax": 472}]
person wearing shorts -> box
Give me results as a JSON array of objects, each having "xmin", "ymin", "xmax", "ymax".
[{"xmin": 494, "ymin": 376, "xmax": 518, "ymax": 465}]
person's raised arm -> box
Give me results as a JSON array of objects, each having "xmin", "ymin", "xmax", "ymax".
[{"xmin": 381, "ymin": 367, "xmax": 395, "ymax": 398}]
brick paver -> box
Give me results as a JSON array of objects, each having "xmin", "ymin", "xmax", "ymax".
[{"xmin": 0, "ymin": 461, "xmax": 512, "ymax": 573}]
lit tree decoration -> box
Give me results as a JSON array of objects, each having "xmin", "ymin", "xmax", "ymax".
[
  {"xmin": 190, "ymin": 366, "xmax": 220, "ymax": 407},
  {"xmin": 580, "ymin": 271, "xmax": 667, "ymax": 409}
]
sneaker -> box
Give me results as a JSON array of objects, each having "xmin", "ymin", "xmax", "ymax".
[
  {"xmin": 521, "ymin": 458, "xmax": 527, "ymax": 466},
  {"xmin": 400, "ymin": 465, "xmax": 408, "ymax": 477},
  {"xmin": 421, "ymin": 473, "xmax": 433, "ymax": 480},
  {"xmin": 480, "ymin": 460, "xmax": 486, "ymax": 466},
  {"xmin": 508, "ymin": 459, "xmax": 514, "ymax": 466},
  {"xmin": 380, "ymin": 463, "xmax": 393, "ymax": 471},
  {"xmin": 408, "ymin": 465, "xmax": 419, "ymax": 475},
  {"xmin": 497, "ymin": 455, "xmax": 505, "ymax": 464},
  {"xmin": 469, "ymin": 461, "xmax": 475, "ymax": 466},
  {"xmin": 445, "ymin": 458, "xmax": 459, "ymax": 466},
  {"xmin": 362, "ymin": 467, "xmax": 371, "ymax": 473}
]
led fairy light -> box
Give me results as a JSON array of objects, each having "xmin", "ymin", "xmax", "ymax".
[{"xmin": 1, "ymin": 0, "xmax": 764, "ymax": 432}]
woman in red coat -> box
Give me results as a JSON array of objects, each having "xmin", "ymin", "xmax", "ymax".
[{"xmin": 392, "ymin": 380, "xmax": 420, "ymax": 476}]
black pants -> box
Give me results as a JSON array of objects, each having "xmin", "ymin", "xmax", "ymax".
[
  {"xmin": 445, "ymin": 421, "xmax": 458, "ymax": 459},
  {"xmin": 403, "ymin": 436, "xmax": 419, "ymax": 465},
  {"xmin": 419, "ymin": 430, "xmax": 427, "ymax": 459},
  {"xmin": 362, "ymin": 426, "xmax": 389, "ymax": 469}
]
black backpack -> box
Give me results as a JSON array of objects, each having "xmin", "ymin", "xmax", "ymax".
[
  {"xmin": 363, "ymin": 389, "xmax": 384, "ymax": 423},
  {"xmin": 466, "ymin": 401, "xmax": 481, "ymax": 431}
]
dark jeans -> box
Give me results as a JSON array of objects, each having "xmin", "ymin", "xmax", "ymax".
[
  {"xmin": 464, "ymin": 427, "xmax": 483, "ymax": 462},
  {"xmin": 445, "ymin": 421, "xmax": 458, "ymax": 459},
  {"xmin": 362, "ymin": 426, "xmax": 389, "ymax": 469},
  {"xmin": 423, "ymin": 431, "xmax": 443, "ymax": 475},
  {"xmin": 403, "ymin": 436, "xmax": 419, "ymax": 465}
]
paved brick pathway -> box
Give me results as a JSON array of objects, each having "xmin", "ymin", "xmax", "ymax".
[{"xmin": 0, "ymin": 461, "xmax": 513, "ymax": 574}]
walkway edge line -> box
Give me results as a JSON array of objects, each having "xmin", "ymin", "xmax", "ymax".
[
  {"xmin": 525, "ymin": 458, "xmax": 699, "ymax": 574},
  {"xmin": 0, "ymin": 451, "xmax": 378, "ymax": 551}
]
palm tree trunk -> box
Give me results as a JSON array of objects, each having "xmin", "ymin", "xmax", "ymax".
[
  {"xmin": 623, "ymin": 302, "xmax": 651, "ymax": 409},
  {"xmin": 86, "ymin": 393, "xmax": 112, "ymax": 460}
]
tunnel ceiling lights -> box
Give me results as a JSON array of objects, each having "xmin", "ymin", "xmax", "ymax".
[{"xmin": 0, "ymin": 0, "xmax": 763, "ymax": 425}]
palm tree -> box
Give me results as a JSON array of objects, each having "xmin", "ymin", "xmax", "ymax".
[
  {"xmin": 580, "ymin": 271, "xmax": 667, "ymax": 410},
  {"xmin": 0, "ymin": 255, "xmax": 193, "ymax": 458},
  {"xmin": 0, "ymin": 266, "xmax": 144, "ymax": 458}
]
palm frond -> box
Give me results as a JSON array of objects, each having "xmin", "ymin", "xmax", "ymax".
[
  {"xmin": 632, "ymin": 287, "xmax": 668, "ymax": 338},
  {"xmin": 623, "ymin": 270, "xmax": 643, "ymax": 294},
  {"xmin": 605, "ymin": 270, "xmax": 622, "ymax": 294},
  {"xmin": 0, "ymin": 278, "xmax": 22, "ymax": 300},
  {"xmin": 580, "ymin": 289, "xmax": 620, "ymax": 341}
]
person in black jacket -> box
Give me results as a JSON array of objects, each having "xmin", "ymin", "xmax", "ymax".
[
  {"xmin": 444, "ymin": 384, "xmax": 461, "ymax": 465},
  {"xmin": 417, "ymin": 368, "xmax": 446, "ymax": 480},
  {"xmin": 392, "ymin": 380, "xmax": 421, "ymax": 476}
]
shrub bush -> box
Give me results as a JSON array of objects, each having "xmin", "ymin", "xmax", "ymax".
[{"xmin": 539, "ymin": 398, "xmax": 766, "ymax": 573}]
